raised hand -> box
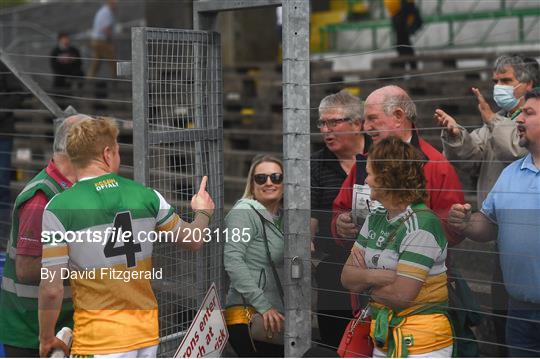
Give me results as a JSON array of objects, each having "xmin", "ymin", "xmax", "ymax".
[
  {"xmin": 191, "ymin": 176, "xmax": 215, "ymax": 217},
  {"xmin": 434, "ymin": 109, "xmax": 461, "ymax": 137},
  {"xmin": 472, "ymin": 87, "xmax": 495, "ymax": 125}
]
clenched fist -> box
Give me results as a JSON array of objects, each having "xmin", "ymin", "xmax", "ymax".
[
  {"xmin": 448, "ymin": 203, "xmax": 472, "ymax": 233},
  {"xmin": 336, "ymin": 212, "xmax": 359, "ymax": 238}
]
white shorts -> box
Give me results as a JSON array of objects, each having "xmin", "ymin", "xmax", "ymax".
[
  {"xmin": 75, "ymin": 345, "xmax": 158, "ymax": 358},
  {"xmin": 373, "ymin": 344, "xmax": 452, "ymax": 358}
]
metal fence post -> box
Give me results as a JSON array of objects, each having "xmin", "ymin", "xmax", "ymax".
[
  {"xmin": 282, "ymin": 1, "xmax": 311, "ymax": 357},
  {"xmin": 207, "ymin": 30, "xmax": 226, "ymax": 303},
  {"xmin": 131, "ymin": 28, "xmax": 149, "ymax": 185},
  {"xmin": 192, "ymin": 32, "xmax": 205, "ymax": 305}
]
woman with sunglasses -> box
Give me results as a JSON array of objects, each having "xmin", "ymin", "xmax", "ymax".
[
  {"xmin": 341, "ymin": 137, "xmax": 453, "ymax": 358},
  {"xmin": 224, "ymin": 155, "xmax": 285, "ymax": 357}
]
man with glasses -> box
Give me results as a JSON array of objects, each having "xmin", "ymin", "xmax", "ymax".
[
  {"xmin": 311, "ymin": 90, "xmax": 366, "ymax": 349},
  {"xmin": 330, "ymin": 87, "xmax": 468, "ymax": 351},
  {"xmin": 332, "ymin": 85, "xmax": 464, "ymax": 247}
]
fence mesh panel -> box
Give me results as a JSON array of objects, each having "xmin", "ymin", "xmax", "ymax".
[{"xmin": 132, "ymin": 28, "xmax": 223, "ymax": 357}]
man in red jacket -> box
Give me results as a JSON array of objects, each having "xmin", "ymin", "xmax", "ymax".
[{"xmin": 332, "ymin": 85, "xmax": 464, "ymax": 247}]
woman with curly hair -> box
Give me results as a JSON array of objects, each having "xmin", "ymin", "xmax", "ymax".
[{"xmin": 341, "ymin": 136, "xmax": 453, "ymax": 357}]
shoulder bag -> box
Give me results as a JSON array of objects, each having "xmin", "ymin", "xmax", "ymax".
[{"xmin": 224, "ymin": 204, "xmax": 285, "ymax": 347}]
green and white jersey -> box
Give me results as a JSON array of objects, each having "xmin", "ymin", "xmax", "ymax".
[
  {"xmin": 356, "ymin": 203, "xmax": 448, "ymax": 304},
  {"xmin": 41, "ymin": 173, "xmax": 181, "ymax": 355}
]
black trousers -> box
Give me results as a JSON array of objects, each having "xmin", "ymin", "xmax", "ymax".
[
  {"xmin": 314, "ymin": 250, "xmax": 354, "ymax": 350},
  {"xmin": 302, "ymin": 345, "xmax": 340, "ymax": 357},
  {"xmin": 227, "ymin": 324, "xmax": 284, "ymax": 357},
  {"xmin": 4, "ymin": 345, "xmax": 39, "ymax": 358},
  {"xmin": 492, "ymin": 252, "xmax": 509, "ymax": 357}
]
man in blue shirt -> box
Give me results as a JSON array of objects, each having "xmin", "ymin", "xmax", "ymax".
[
  {"xmin": 449, "ymin": 87, "xmax": 540, "ymax": 357},
  {"xmin": 88, "ymin": 0, "xmax": 117, "ymax": 79}
]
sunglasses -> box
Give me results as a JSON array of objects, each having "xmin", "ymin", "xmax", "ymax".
[{"xmin": 253, "ymin": 173, "xmax": 284, "ymax": 185}]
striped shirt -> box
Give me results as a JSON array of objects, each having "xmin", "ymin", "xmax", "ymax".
[{"xmin": 311, "ymin": 147, "xmax": 347, "ymax": 254}]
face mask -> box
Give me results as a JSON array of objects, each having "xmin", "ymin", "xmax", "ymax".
[{"xmin": 493, "ymin": 84, "xmax": 521, "ymax": 111}]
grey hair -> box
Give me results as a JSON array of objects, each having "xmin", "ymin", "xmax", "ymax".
[
  {"xmin": 53, "ymin": 114, "xmax": 92, "ymax": 154},
  {"xmin": 382, "ymin": 92, "xmax": 417, "ymax": 122},
  {"xmin": 319, "ymin": 89, "xmax": 363, "ymax": 121},
  {"xmin": 494, "ymin": 55, "xmax": 540, "ymax": 87}
]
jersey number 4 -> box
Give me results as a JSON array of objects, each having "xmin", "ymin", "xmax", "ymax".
[{"xmin": 104, "ymin": 211, "xmax": 142, "ymax": 268}]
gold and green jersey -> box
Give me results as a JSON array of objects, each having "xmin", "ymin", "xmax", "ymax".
[
  {"xmin": 356, "ymin": 202, "xmax": 448, "ymax": 305},
  {"xmin": 42, "ymin": 173, "xmax": 180, "ymax": 355},
  {"xmin": 357, "ymin": 203, "xmax": 453, "ymax": 354}
]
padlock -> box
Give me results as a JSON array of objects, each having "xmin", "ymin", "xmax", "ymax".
[{"xmin": 291, "ymin": 256, "xmax": 302, "ymax": 279}]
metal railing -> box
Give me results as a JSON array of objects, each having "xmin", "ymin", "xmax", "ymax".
[{"xmin": 318, "ymin": 0, "xmax": 540, "ymax": 53}]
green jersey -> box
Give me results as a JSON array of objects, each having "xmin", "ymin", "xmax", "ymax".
[
  {"xmin": 356, "ymin": 203, "xmax": 448, "ymax": 304},
  {"xmin": 41, "ymin": 173, "xmax": 180, "ymax": 355}
]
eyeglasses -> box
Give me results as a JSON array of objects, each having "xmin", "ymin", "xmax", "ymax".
[
  {"xmin": 253, "ymin": 173, "xmax": 284, "ymax": 185},
  {"xmin": 316, "ymin": 118, "xmax": 350, "ymax": 129}
]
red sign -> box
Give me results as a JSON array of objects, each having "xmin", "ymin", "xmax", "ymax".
[{"xmin": 174, "ymin": 283, "xmax": 229, "ymax": 358}]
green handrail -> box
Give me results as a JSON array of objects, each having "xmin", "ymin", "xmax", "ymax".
[
  {"xmin": 319, "ymin": 5, "xmax": 540, "ymax": 52},
  {"xmin": 326, "ymin": 6, "xmax": 540, "ymax": 32}
]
